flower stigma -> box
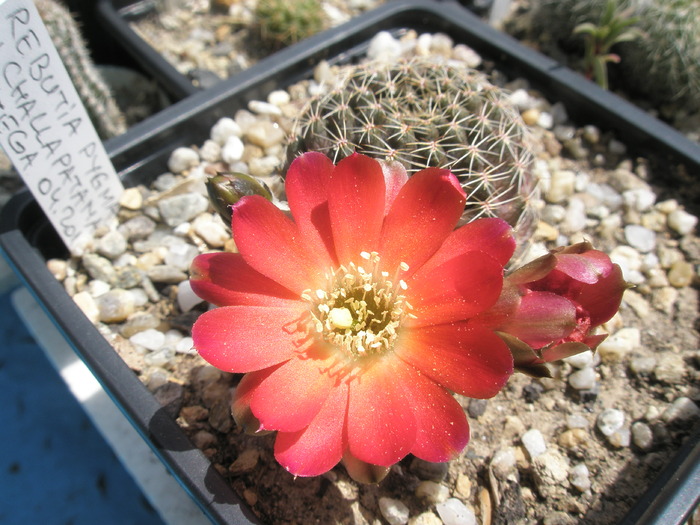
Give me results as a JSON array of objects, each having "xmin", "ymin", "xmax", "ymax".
[{"xmin": 302, "ymin": 251, "xmax": 414, "ymax": 358}]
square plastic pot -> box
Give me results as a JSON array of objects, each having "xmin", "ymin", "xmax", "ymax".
[{"xmin": 2, "ymin": 1, "xmax": 698, "ymax": 523}]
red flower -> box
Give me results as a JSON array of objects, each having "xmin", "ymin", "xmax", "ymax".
[
  {"xmin": 190, "ymin": 152, "xmax": 515, "ymax": 481},
  {"xmin": 485, "ymin": 242, "xmax": 627, "ymax": 376}
]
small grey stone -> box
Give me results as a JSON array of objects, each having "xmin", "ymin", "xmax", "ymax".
[
  {"xmin": 409, "ymin": 457, "xmax": 449, "ymax": 481},
  {"xmin": 490, "ymin": 448, "xmax": 517, "ymax": 480},
  {"xmin": 164, "ymin": 242, "xmax": 200, "ymax": 271},
  {"xmin": 654, "ymin": 353, "xmax": 686, "ymax": 384},
  {"xmin": 210, "ymin": 117, "xmax": 242, "ymax": 145},
  {"xmin": 597, "ymin": 409, "xmax": 625, "ymax": 436},
  {"xmin": 467, "ymin": 398, "xmax": 488, "ymax": 418},
  {"xmin": 82, "ymin": 253, "xmax": 116, "ymax": 284},
  {"xmin": 147, "ymin": 265, "xmax": 188, "ymax": 284},
  {"xmin": 143, "ymin": 347, "xmax": 175, "ymax": 367},
  {"xmin": 629, "ymin": 355, "xmax": 657, "ymax": 376},
  {"xmin": 379, "ymin": 497, "xmax": 410, "ymax": 525},
  {"xmin": 569, "ymin": 463, "xmax": 591, "ymax": 492},
  {"xmin": 667, "ymin": 209, "xmax": 698, "ymax": 235},
  {"xmin": 96, "ymin": 230, "xmax": 128, "ymax": 259},
  {"xmin": 631, "ymin": 421, "xmax": 654, "ymax": 450},
  {"xmin": 522, "ymin": 428, "xmax": 547, "ymax": 459},
  {"xmin": 607, "ymin": 427, "xmax": 631, "ymax": 448},
  {"xmin": 661, "ymin": 397, "xmax": 700, "ymax": 424},
  {"xmin": 158, "ymin": 193, "xmax": 209, "ymax": 227},
  {"xmin": 624, "ymin": 224, "xmax": 656, "ymax": 253},
  {"xmin": 121, "ymin": 312, "xmax": 161, "ymax": 338},
  {"xmin": 532, "ymin": 450, "xmax": 570, "ymax": 496},
  {"xmin": 114, "ymin": 266, "xmax": 144, "ymax": 289},
  {"xmin": 118, "ymin": 215, "xmax": 156, "ymax": 240},
  {"xmin": 96, "ymin": 288, "xmax": 135, "ymax": 323},
  {"xmin": 436, "ymin": 498, "xmax": 476, "ymax": 525},
  {"xmin": 129, "ymin": 328, "xmax": 166, "ymax": 351},
  {"xmin": 167, "ymin": 147, "xmax": 200, "ymax": 174},
  {"xmin": 230, "ymin": 449, "xmax": 260, "ymax": 474},
  {"xmin": 569, "ymin": 367, "xmax": 597, "ymax": 390}
]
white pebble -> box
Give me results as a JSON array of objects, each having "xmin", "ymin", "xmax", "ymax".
[
  {"xmin": 165, "ymin": 242, "xmax": 200, "ymax": 271},
  {"xmin": 569, "ymin": 463, "xmax": 591, "ymax": 492},
  {"xmin": 568, "ymin": 366, "xmax": 597, "ymax": 390},
  {"xmin": 221, "ymin": 135, "xmax": 245, "ymax": 164},
  {"xmin": 167, "ymin": 147, "xmax": 200, "ymax": 174},
  {"xmin": 667, "ymin": 209, "xmax": 697, "ymax": 235},
  {"xmin": 597, "ymin": 327, "xmax": 640, "ymax": 363},
  {"xmin": 564, "ymin": 350, "xmax": 595, "ymax": 369},
  {"xmin": 545, "ymin": 169, "xmax": 576, "ymax": 203},
  {"xmin": 267, "ymin": 89, "xmax": 291, "ymax": 106},
  {"xmin": 73, "ymin": 291, "xmax": 100, "ymax": 324},
  {"xmin": 248, "ymin": 100, "xmax": 283, "ymax": 117},
  {"xmin": 622, "ymin": 188, "xmax": 656, "ymax": 212},
  {"xmin": 597, "ymin": 408, "xmax": 625, "ymax": 436},
  {"xmin": 415, "ymin": 481, "xmax": 450, "ymax": 504},
  {"xmin": 378, "ymin": 497, "xmax": 410, "ymax": 525},
  {"xmin": 562, "ymin": 197, "xmax": 587, "ymax": 233},
  {"xmin": 129, "ymin": 328, "xmax": 165, "ymax": 351},
  {"xmin": 436, "ymin": 498, "xmax": 476, "ymax": 525},
  {"xmin": 177, "ymin": 280, "xmax": 204, "ymax": 313},
  {"xmin": 522, "ymin": 428, "xmax": 547, "ymax": 459},
  {"xmin": 199, "ymin": 139, "xmax": 222, "ymax": 163},
  {"xmin": 367, "ymin": 31, "xmax": 402, "ymax": 62},
  {"xmin": 176, "ymin": 336, "xmax": 196, "ymax": 354},
  {"xmin": 211, "ymin": 117, "xmax": 241, "ymax": 145},
  {"xmin": 624, "ymin": 224, "xmax": 656, "ymax": 253},
  {"xmin": 661, "ymin": 397, "xmax": 700, "ymax": 423}
]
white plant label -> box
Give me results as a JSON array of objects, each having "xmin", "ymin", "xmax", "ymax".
[{"xmin": 0, "ymin": 0, "xmax": 124, "ymax": 255}]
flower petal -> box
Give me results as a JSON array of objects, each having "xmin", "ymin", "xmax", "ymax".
[
  {"xmin": 274, "ymin": 381, "xmax": 348, "ymax": 477},
  {"xmin": 347, "ymin": 356, "xmax": 416, "ymax": 466},
  {"xmin": 398, "ymin": 365, "xmax": 470, "ymax": 462},
  {"xmin": 407, "ymin": 252, "xmax": 504, "ymax": 327},
  {"xmin": 396, "ymin": 323, "xmax": 513, "ymax": 398},
  {"xmin": 575, "ymin": 263, "xmax": 626, "ymax": 326},
  {"xmin": 416, "ymin": 218, "xmax": 515, "ymax": 275},
  {"xmin": 192, "ymin": 304, "xmax": 310, "ymax": 373},
  {"xmin": 499, "ymin": 291, "xmax": 577, "ymax": 348},
  {"xmin": 190, "ymin": 252, "xmax": 300, "ymax": 307},
  {"xmin": 250, "ymin": 347, "xmax": 336, "ymax": 432},
  {"xmin": 328, "ymin": 153, "xmax": 387, "ymax": 264},
  {"xmin": 232, "ymin": 195, "xmax": 315, "ymax": 294},
  {"xmin": 379, "ymin": 159, "xmax": 409, "ymax": 215},
  {"xmin": 379, "ymin": 167, "xmax": 466, "ymax": 273},
  {"xmin": 285, "ymin": 152, "xmax": 337, "ymax": 267},
  {"xmin": 231, "ymin": 369, "xmax": 270, "ymax": 434},
  {"xmin": 553, "ymin": 250, "xmax": 614, "ymax": 284}
]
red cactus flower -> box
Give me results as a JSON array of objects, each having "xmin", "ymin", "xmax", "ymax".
[
  {"xmin": 486, "ymin": 242, "xmax": 627, "ymax": 377},
  {"xmin": 190, "ymin": 152, "xmax": 515, "ymax": 481}
]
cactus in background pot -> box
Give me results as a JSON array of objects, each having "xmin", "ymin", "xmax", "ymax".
[
  {"xmin": 255, "ymin": 0, "xmax": 326, "ymax": 50},
  {"xmin": 532, "ymin": 0, "xmax": 700, "ymax": 109},
  {"xmin": 35, "ymin": 0, "xmax": 127, "ymax": 139},
  {"xmin": 285, "ymin": 57, "xmax": 540, "ymax": 247}
]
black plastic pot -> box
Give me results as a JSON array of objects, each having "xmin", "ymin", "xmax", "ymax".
[
  {"xmin": 2, "ymin": 1, "xmax": 698, "ymax": 524},
  {"xmin": 96, "ymin": 0, "xmax": 200, "ymax": 101}
]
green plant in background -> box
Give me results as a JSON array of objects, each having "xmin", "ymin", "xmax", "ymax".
[
  {"xmin": 255, "ymin": 0, "xmax": 326, "ymax": 50},
  {"xmin": 35, "ymin": 0, "xmax": 127, "ymax": 139},
  {"xmin": 532, "ymin": 0, "xmax": 700, "ymax": 110},
  {"xmin": 620, "ymin": 0, "xmax": 700, "ymax": 110},
  {"xmin": 573, "ymin": 0, "xmax": 640, "ymax": 90},
  {"xmin": 285, "ymin": 57, "xmax": 540, "ymax": 250}
]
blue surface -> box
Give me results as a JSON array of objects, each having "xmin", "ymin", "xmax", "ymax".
[{"xmin": 0, "ymin": 288, "xmax": 165, "ymax": 525}]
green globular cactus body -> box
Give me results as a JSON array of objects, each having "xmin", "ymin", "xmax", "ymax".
[
  {"xmin": 35, "ymin": 0, "xmax": 126, "ymax": 139},
  {"xmin": 255, "ymin": 0, "xmax": 326, "ymax": 50},
  {"xmin": 286, "ymin": 57, "xmax": 540, "ymax": 246},
  {"xmin": 533, "ymin": 0, "xmax": 700, "ymax": 110}
]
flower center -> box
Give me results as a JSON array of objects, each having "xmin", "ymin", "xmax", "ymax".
[{"xmin": 302, "ymin": 251, "xmax": 414, "ymax": 358}]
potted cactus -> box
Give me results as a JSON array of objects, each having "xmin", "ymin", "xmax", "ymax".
[{"xmin": 1, "ymin": 1, "xmax": 699, "ymax": 524}]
